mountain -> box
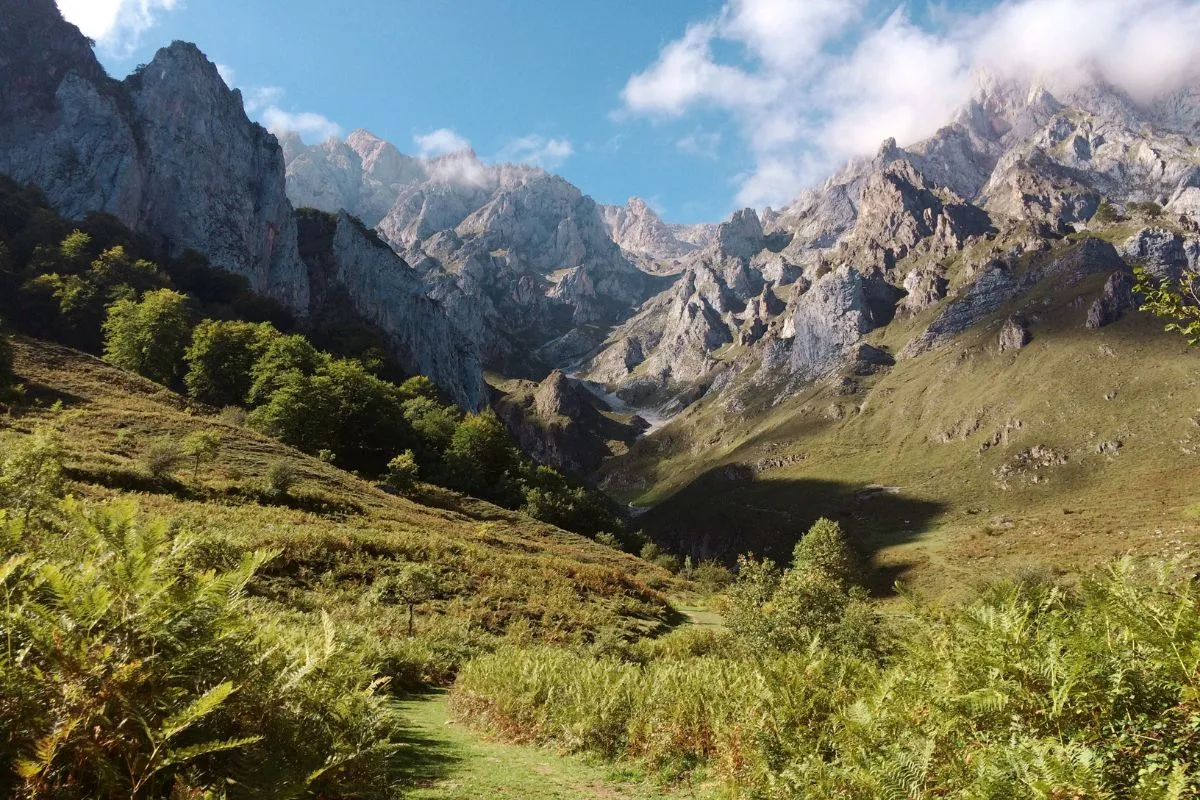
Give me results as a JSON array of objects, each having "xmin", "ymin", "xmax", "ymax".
[
  {"xmin": 568, "ymin": 74, "xmax": 1200, "ymax": 588},
  {"xmin": 0, "ymin": 0, "xmax": 487, "ymax": 408},
  {"xmin": 0, "ymin": 0, "xmax": 307, "ymax": 310},
  {"xmin": 600, "ymin": 197, "xmax": 716, "ymax": 263},
  {"xmin": 283, "ymin": 133, "xmax": 663, "ymax": 371}
]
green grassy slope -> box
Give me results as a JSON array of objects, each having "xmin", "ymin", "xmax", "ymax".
[
  {"xmin": 3, "ymin": 337, "xmax": 680, "ymax": 658},
  {"xmin": 604, "ymin": 242, "xmax": 1200, "ymax": 598}
]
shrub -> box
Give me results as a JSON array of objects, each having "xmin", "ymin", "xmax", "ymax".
[
  {"xmin": 639, "ymin": 541, "xmax": 682, "ymax": 573},
  {"xmin": 0, "ymin": 321, "xmax": 14, "ymax": 390},
  {"xmin": 384, "ymin": 449, "xmax": 420, "ymax": 493},
  {"xmin": 454, "ymin": 559, "xmax": 1200, "ymax": 797},
  {"xmin": 0, "ymin": 426, "xmax": 66, "ymax": 525},
  {"xmin": 725, "ymin": 519, "xmax": 877, "ymax": 656},
  {"xmin": 1093, "ymin": 199, "xmax": 1120, "ymax": 224},
  {"xmin": 689, "ymin": 560, "xmax": 734, "ymax": 593},
  {"xmin": 263, "ymin": 459, "xmax": 298, "ymax": 498},
  {"xmin": 181, "ymin": 429, "xmax": 221, "ymax": 482},
  {"xmin": 217, "ymin": 404, "xmax": 248, "ymax": 427},
  {"xmin": 140, "ymin": 438, "xmax": 183, "ymax": 481}
]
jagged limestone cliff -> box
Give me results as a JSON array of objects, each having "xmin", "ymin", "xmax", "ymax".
[{"xmin": 0, "ymin": 0, "xmax": 308, "ymax": 309}]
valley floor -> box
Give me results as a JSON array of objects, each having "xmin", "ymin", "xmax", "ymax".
[{"xmin": 396, "ymin": 693, "xmax": 685, "ymax": 800}]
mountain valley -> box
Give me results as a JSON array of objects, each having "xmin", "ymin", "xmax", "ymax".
[{"xmin": 6, "ymin": 0, "xmax": 1200, "ymax": 795}]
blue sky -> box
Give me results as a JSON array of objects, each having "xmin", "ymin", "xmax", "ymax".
[{"xmin": 56, "ymin": 0, "xmax": 1200, "ymax": 223}]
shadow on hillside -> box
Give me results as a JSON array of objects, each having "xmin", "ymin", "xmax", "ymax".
[
  {"xmin": 14, "ymin": 380, "xmax": 86, "ymax": 409},
  {"xmin": 388, "ymin": 692, "xmax": 464, "ymax": 789},
  {"xmin": 640, "ymin": 468, "xmax": 946, "ymax": 596},
  {"xmin": 64, "ymin": 465, "xmax": 364, "ymax": 518}
]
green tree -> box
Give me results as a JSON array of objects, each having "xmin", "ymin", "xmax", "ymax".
[
  {"xmin": 384, "ymin": 450, "xmax": 420, "ymax": 493},
  {"xmin": 792, "ymin": 517, "xmax": 859, "ymax": 587},
  {"xmin": 1092, "ymin": 200, "xmax": 1120, "ymax": 224},
  {"xmin": 321, "ymin": 358, "xmax": 412, "ymax": 473},
  {"xmin": 102, "ymin": 289, "xmax": 192, "ymax": 385},
  {"xmin": 726, "ymin": 518, "xmax": 876, "ymax": 655},
  {"xmin": 87, "ymin": 245, "xmax": 163, "ymax": 295},
  {"xmin": 247, "ymin": 333, "xmax": 325, "ymax": 406},
  {"xmin": 249, "ymin": 370, "xmax": 339, "ymax": 454},
  {"xmin": 1135, "ymin": 266, "xmax": 1200, "ymax": 344},
  {"xmin": 184, "ymin": 319, "xmax": 275, "ymax": 406},
  {"xmin": 381, "ymin": 564, "xmax": 439, "ymax": 637},
  {"xmin": 140, "ymin": 438, "xmax": 183, "ymax": 482},
  {"xmin": 443, "ymin": 410, "xmax": 520, "ymax": 503},
  {"xmin": 181, "ymin": 430, "xmax": 222, "ymax": 482},
  {"xmin": 401, "ymin": 396, "xmax": 462, "ymax": 461}
]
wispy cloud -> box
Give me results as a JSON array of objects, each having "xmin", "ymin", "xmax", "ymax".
[
  {"xmin": 214, "ymin": 63, "xmax": 236, "ymax": 87},
  {"xmin": 496, "ymin": 135, "xmax": 574, "ymax": 169},
  {"xmin": 56, "ymin": 0, "xmax": 181, "ymax": 57},
  {"xmin": 677, "ymin": 130, "xmax": 723, "ymax": 160},
  {"xmin": 415, "ymin": 128, "xmax": 473, "ymax": 157},
  {"xmin": 240, "ymin": 84, "xmax": 342, "ymax": 143},
  {"xmin": 622, "ymin": 0, "xmax": 1200, "ymax": 208}
]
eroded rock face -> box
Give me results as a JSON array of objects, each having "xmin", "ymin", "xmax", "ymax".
[
  {"xmin": 285, "ymin": 135, "xmax": 657, "ymax": 365},
  {"xmin": 845, "ymin": 160, "xmax": 993, "ymax": 268},
  {"xmin": 0, "ymin": 2, "xmax": 308, "ymax": 310},
  {"xmin": 1121, "ymin": 228, "xmax": 1200, "ymax": 283},
  {"xmin": 298, "ymin": 211, "xmax": 487, "ymax": 409},
  {"xmin": 998, "ymin": 315, "xmax": 1032, "ymax": 352},
  {"xmin": 601, "ymin": 197, "xmax": 698, "ymax": 260},
  {"xmin": 778, "ymin": 266, "xmax": 895, "ymax": 380},
  {"xmin": 128, "ymin": 43, "xmax": 308, "ymax": 309},
  {"xmin": 494, "ymin": 370, "xmax": 628, "ymax": 477},
  {"xmin": 1086, "ymin": 271, "xmax": 1135, "ymax": 330}
]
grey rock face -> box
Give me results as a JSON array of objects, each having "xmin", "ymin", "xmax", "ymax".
[
  {"xmin": 0, "ymin": 2, "xmax": 307, "ymax": 310},
  {"xmin": 777, "ymin": 266, "xmax": 892, "ymax": 380},
  {"xmin": 0, "ymin": 0, "xmax": 141, "ymax": 221},
  {"xmin": 845, "ymin": 160, "xmax": 993, "ymax": 268},
  {"xmin": 900, "ymin": 265, "xmax": 949, "ymax": 315},
  {"xmin": 1120, "ymin": 227, "xmax": 1200, "ymax": 283},
  {"xmin": 601, "ymin": 197, "xmax": 698, "ymax": 260},
  {"xmin": 302, "ymin": 212, "xmax": 486, "ymax": 409},
  {"xmin": 904, "ymin": 238, "xmax": 1124, "ymax": 356},
  {"xmin": 715, "ymin": 208, "xmax": 766, "ymax": 261},
  {"xmin": 1086, "ymin": 271, "xmax": 1135, "ymax": 330},
  {"xmin": 285, "ymin": 135, "xmax": 655, "ymax": 363},
  {"xmin": 128, "ymin": 43, "xmax": 308, "ymax": 310},
  {"xmin": 998, "ymin": 315, "xmax": 1031, "ymax": 352}
]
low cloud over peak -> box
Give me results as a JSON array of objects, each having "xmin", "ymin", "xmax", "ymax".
[{"xmin": 622, "ymin": 0, "xmax": 1200, "ymax": 209}]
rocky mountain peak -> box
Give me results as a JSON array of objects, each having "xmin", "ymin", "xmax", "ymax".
[
  {"xmin": 601, "ymin": 196, "xmax": 698, "ymax": 260},
  {"xmin": 0, "ymin": 0, "xmax": 309, "ymax": 310},
  {"xmin": 715, "ymin": 208, "xmax": 764, "ymax": 260}
]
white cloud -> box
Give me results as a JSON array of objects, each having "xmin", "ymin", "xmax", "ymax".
[
  {"xmin": 261, "ymin": 108, "xmax": 342, "ymax": 142},
  {"xmin": 415, "ymin": 128, "xmax": 472, "ymax": 157},
  {"xmin": 622, "ymin": 0, "xmax": 1200, "ymax": 209},
  {"xmin": 426, "ymin": 151, "xmax": 490, "ymax": 187},
  {"xmin": 236, "ymin": 83, "xmax": 341, "ymax": 143},
  {"xmin": 214, "ymin": 63, "xmax": 235, "ymax": 88},
  {"xmin": 496, "ymin": 135, "xmax": 574, "ymax": 168},
  {"xmin": 677, "ymin": 130, "xmax": 723, "ymax": 160},
  {"xmin": 56, "ymin": 0, "xmax": 181, "ymax": 56}
]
